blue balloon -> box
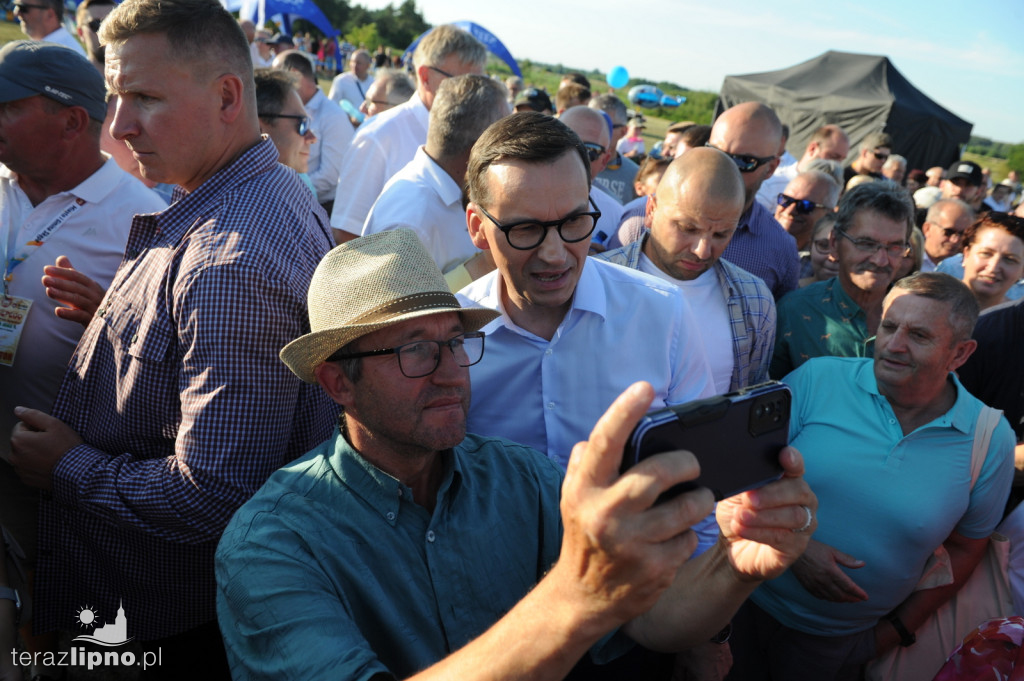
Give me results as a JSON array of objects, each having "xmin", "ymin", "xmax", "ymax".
[{"xmin": 607, "ymin": 66, "xmax": 629, "ymax": 89}]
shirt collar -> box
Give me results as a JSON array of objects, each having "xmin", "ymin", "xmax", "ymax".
[
  {"xmin": 155, "ymin": 137, "xmax": 278, "ymax": 244},
  {"xmin": 329, "ymin": 430, "xmax": 461, "ymax": 524},
  {"xmin": 855, "ymin": 360, "xmax": 975, "ymax": 434},
  {"xmin": 416, "ymin": 147, "xmax": 462, "ymax": 207}
]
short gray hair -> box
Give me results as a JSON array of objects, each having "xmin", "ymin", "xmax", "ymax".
[
  {"xmin": 428, "ymin": 75, "xmax": 510, "ymax": 166},
  {"xmin": 804, "ymin": 158, "xmax": 843, "ymax": 188},
  {"xmin": 588, "ymin": 93, "xmax": 627, "ymax": 126},
  {"xmin": 375, "ymin": 67, "xmax": 415, "ymax": 105},
  {"xmin": 835, "ymin": 180, "xmax": 914, "ymax": 239},
  {"xmin": 412, "ymin": 24, "xmax": 486, "ymax": 71},
  {"xmin": 925, "ymin": 198, "xmax": 973, "ymax": 224},
  {"xmin": 797, "ymin": 169, "xmax": 841, "ymax": 209},
  {"xmin": 888, "ymin": 272, "xmax": 979, "ymax": 342}
]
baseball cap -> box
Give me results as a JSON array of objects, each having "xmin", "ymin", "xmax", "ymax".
[
  {"xmin": 514, "ymin": 88, "xmax": 552, "ymax": 113},
  {"xmin": 946, "ymin": 160, "xmax": 983, "ymax": 186},
  {"xmin": 0, "ymin": 40, "xmax": 106, "ymax": 122}
]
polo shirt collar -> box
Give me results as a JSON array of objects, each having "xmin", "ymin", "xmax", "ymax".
[
  {"xmin": 416, "ymin": 147, "xmax": 462, "ymax": 208},
  {"xmin": 855, "ymin": 361, "xmax": 975, "ymax": 435}
]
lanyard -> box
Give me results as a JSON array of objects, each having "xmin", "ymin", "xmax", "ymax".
[{"xmin": 3, "ymin": 196, "xmax": 85, "ymax": 295}]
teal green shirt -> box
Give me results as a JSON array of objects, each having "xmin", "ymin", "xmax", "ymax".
[
  {"xmin": 216, "ymin": 431, "xmax": 627, "ymax": 680},
  {"xmin": 770, "ymin": 277, "xmax": 874, "ymax": 379}
]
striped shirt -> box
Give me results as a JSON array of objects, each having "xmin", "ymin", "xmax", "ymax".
[{"xmin": 36, "ymin": 138, "xmax": 338, "ymax": 640}]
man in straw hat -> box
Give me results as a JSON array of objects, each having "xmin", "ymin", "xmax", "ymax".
[{"xmin": 215, "ymin": 228, "xmax": 818, "ymax": 680}]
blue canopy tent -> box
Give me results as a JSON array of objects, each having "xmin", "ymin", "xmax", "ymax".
[
  {"xmin": 401, "ymin": 21, "xmax": 520, "ymax": 78},
  {"xmin": 222, "ymin": 0, "xmax": 342, "ymax": 69}
]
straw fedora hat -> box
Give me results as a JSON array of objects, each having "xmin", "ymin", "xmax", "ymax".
[{"xmin": 281, "ymin": 229, "xmax": 499, "ymax": 383}]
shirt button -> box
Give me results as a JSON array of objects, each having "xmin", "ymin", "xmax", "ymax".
[
  {"xmin": 889, "ymin": 418, "xmax": 896, "ymax": 424},
  {"xmin": 96, "ymin": 308, "xmax": 105, "ymax": 317},
  {"xmin": 386, "ymin": 511, "xmax": 395, "ymax": 521},
  {"xmin": 545, "ymin": 348, "xmax": 553, "ymax": 356},
  {"xmin": 547, "ymin": 402, "xmax": 555, "ymax": 409},
  {"xmin": 426, "ymin": 531, "xmax": 436, "ymax": 543},
  {"xmin": 130, "ymin": 333, "xmax": 138, "ymax": 344}
]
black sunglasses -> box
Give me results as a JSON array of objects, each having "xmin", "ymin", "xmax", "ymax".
[
  {"xmin": 87, "ymin": 17, "xmax": 103, "ymax": 32},
  {"xmin": 777, "ymin": 193, "xmax": 828, "ymax": 215},
  {"xmin": 13, "ymin": 2, "xmax": 49, "ymax": 10},
  {"xmin": 582, "ymin": 142, "xmax": 606, "ymax": 163},
  {"xmin": 261, "ymin": 113, "xmax": 310, "ymax": 136},
  {"xmin": 705, "ymin": 143, "xmax": 775, "ymax": 173}
]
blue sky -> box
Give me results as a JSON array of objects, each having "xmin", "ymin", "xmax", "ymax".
[{"xmin": 359, "ymin": 0, "xmax": 1023, "ymax": 144}]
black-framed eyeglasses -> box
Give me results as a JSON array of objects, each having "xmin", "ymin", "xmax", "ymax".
[
  {"xmin": 13, "ymin": 3, "xmax": 48, "ymax": 10},
  {"xmin": 777, "ymin": 193, "xmax": 828, "ymax": 215},
  {"xmin": 872, "ymin": 150, "xmax": 890, "ymax": 162},
  {"xmin": 87, "ymin": 17, "xmax": 103, "ymax": 32},
  {"xmin": 582, "ymin": 142, "xmax": 606, "ymax": 163},
  {"xmin": 327, "ymin": 331, "xmax": 485, "ymax": 379},
  {"xmin": 834, "ymin": 228, "xmax": 910, "ymax": 258},
  {"xmin": 261, "ymin": 113, "xmax": 310, "ymax": 136},
  {"xmin": 478, "ymin": 198, "xmax": 601, "ymax": 250},
  {"xmin": 427, "ymin": 65, "xmax": 453, "ymax": 78},
  {"xmin": 705, "ymin": 143, "xmax": 775, "ymax": 173},
  {"xmin": 812, "ymin": 238, "xmax": 832, "ymax": 253},
  {"xmin": 941, "ymin": 227, "xmax": 966, "ymax": 239}
]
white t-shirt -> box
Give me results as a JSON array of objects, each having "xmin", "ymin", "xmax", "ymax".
[
  {"xmin": 639, "ymin": 253, "xmax": 734, "ymax": 394},
  {"xmin": 328, "ymin": 72, "xmax": 374, "ymax": 108}
]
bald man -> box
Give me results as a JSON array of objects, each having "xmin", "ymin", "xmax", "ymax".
[
  {"xmin": 708, "ymin": 102, "xmax": 800, "ymax": 299},
  {"xmin": 600, "ymin": 147, "xmax": 776, "ymax": 393},
  {"xmin": 559, "ymin": 105, "xmax": 623, "ymax": 245},
  {"xmin": 774, "ymin": 171, "xmax": 841, "ymax": 251}
]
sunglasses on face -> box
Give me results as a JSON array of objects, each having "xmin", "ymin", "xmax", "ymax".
[
  {"xmin": 262, "ymin": 113, "xmax": 310, "ymax": 136},
  {"xmin": 705, "ymin": 143, "xmax": 775, "ymax": 173},
  {"xmin": 777, "ymin": 193, "xmax": 827, "ymax": 215},
  {"xmin": 872, "ymin": 150, "xmax": 890, "ymax": 162},
  {"xmin": 582, "ymin": 142, "xmax": 606, "ymax": 163}
]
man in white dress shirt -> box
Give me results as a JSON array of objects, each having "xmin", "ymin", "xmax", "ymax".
[
  {"xmin": 273, "ymin": 49, "xmax": 355, "ymax": 211},
  {"xmin": 13, "ymin": 0, "xmax": 86, "ymax": 56},
  {"xmin": 362, "ymin": 75, "xmax": 509, "ymax": 274},
  {"xmin": 330, "ymin": 25, "xmax": 486, "ymax": 243},
  {"xmin": 328, "ymin": 48, "xmax": 374, "ymax": 110}
]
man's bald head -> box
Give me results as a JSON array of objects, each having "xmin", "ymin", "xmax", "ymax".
[
  {"xmin": 708, "ymin": 102, "xmax": 782, "ymax": 212},
  {"xmin": 560, "ymin": 105, "xmax": 611, "ymax": 176},
  {"xmin": 642, "ymin": 147, "xmax": 745, "ymax": 281}
]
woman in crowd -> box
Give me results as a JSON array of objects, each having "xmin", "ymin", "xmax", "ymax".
[{"xmin": 960, "ymin": 212, "xmax": 1024, "ymax": 310}]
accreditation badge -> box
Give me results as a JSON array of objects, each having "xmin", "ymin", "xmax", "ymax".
[{"xmin": 0, "ymin": 295, "xmax": 32, "ymax": 367}]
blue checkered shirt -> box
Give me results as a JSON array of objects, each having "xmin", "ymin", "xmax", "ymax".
[
  {"xmin": 36, "ymin": 139, "xmax": 337, "ymax": 640},
  {"xmin": 721, "ymin": 201, "xmax": 799, "ymax": 300},
  {"xmin": 597, "ymin": 237, "xmax": 776, "ymax": 390}
]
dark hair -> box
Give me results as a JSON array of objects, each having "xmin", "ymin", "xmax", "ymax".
[
  {"xmin": 889, "ymin": 272, "xmax": 979, "ymax": 341},
  {"xmin": 278, "ymin": 50, "xmax": 315, "ymax": 82},
  {"xmin": 466, "ymin": 112, "xmax": 590, "ymax": 208},
  {"xmin": 254, "ymin": 68, "xmax": 297, "ymax": 118},
  {"xmin": 679, "ymin": 124, "xmax": 711, "ymax": 149},
  {"xmin": 555, "ymin": 82, "xmax": 590, "ymax": 112},
  {"xmin": 962, "ymin": 212, "xmax": 1024, "ymax": 250},
  {"xmin": 635, "ymin": 155, "xmax": 671, "ymax": 189}
]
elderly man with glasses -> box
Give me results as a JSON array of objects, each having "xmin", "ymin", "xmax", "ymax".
[
  {"xmin": 770, "ymin": 181, "xmax": 916, "ymax": 378},
  {"xmin": 330, "ymin": 24, "xmax": 486, "ymax": 244},
  {"xmin": 707, "ymin": 102, "xmax": 800, "ymax": 299}
]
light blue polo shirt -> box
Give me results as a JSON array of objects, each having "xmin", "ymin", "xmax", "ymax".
[{"xmin": 753, "ymin": 357, "xmax": 1014, "ymax": 636}]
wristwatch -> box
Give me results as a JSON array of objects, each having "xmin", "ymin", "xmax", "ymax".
[
  {"xmin": 885, "ymin": 613, "xmax": 916, "ymax": 647},
  {"xmin": 0, "ymin": 586, "xmax": 21, "ymax": 626}
]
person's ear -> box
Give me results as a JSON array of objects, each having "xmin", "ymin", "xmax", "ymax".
[{"xmin": 467, "ymin": 203, "xmax": 491, "ymax": 251}]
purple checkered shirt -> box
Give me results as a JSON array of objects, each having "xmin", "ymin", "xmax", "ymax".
[
  {"xmin": 35, "ymin": 139, "xmax": 338, "ymax": 640},
  {"xmin": 721, "ymin": 201, "xmax": 799, "ymax": 300}
]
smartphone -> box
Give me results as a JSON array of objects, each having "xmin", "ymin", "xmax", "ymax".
[{"xmin": 621, "ymin": 381, "xmax": 791, "ymax": 501}]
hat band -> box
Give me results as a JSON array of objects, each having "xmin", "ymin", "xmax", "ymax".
[{"xmin": 348, "ymin": 291, "xmax": 460, "ymax": 326}]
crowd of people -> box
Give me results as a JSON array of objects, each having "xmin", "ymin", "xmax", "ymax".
[{"xmin": 1, "ymin": 1, "xmax": 1023, "ymax": 680}]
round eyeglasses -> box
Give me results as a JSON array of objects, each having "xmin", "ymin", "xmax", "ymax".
[{"xmin": 327, "ymin": 332, "xmax": 485, "ymax": 379}]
